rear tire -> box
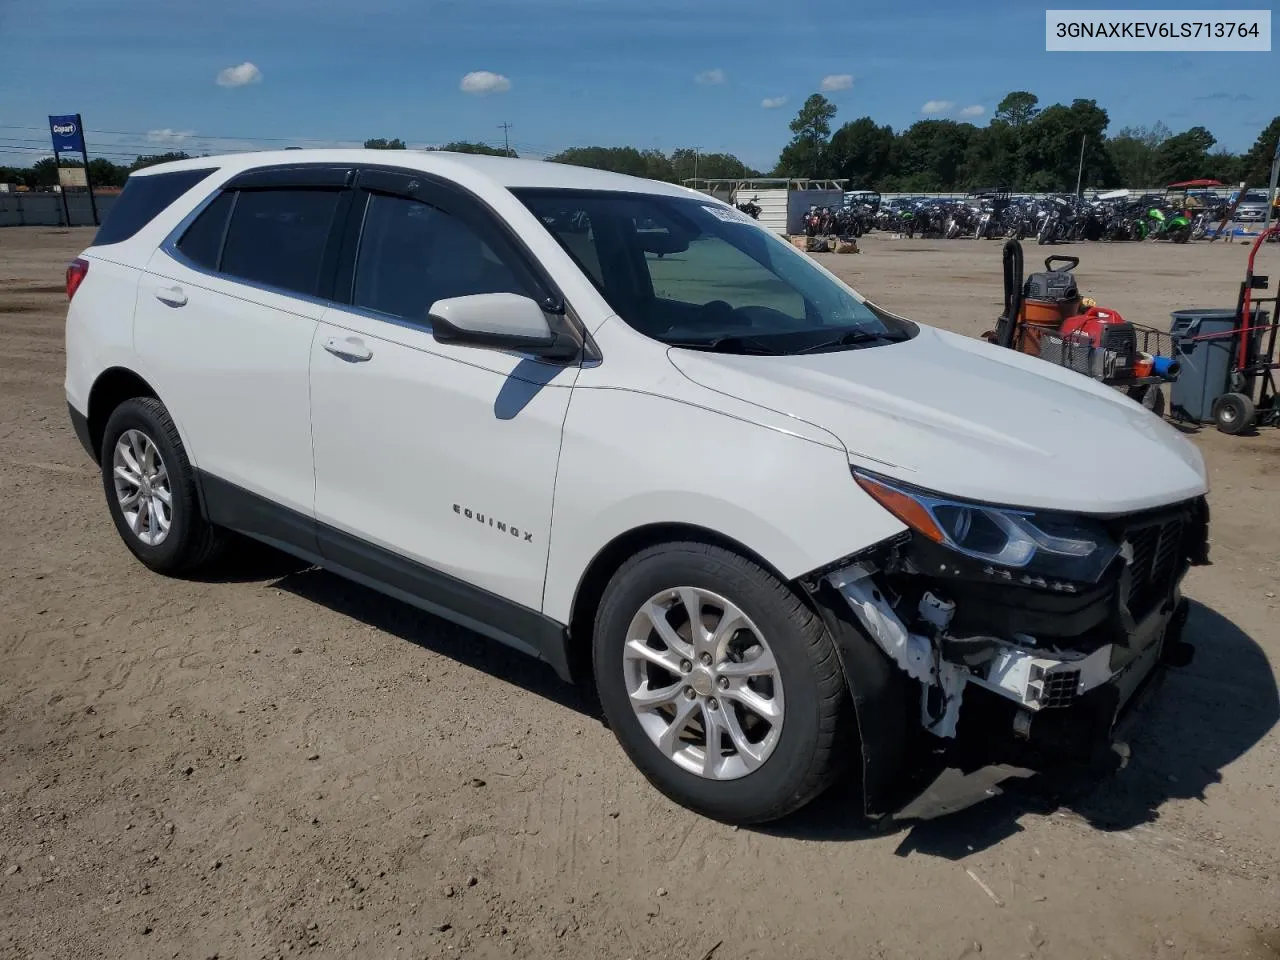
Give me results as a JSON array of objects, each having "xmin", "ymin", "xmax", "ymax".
[
  {"xmin": 1213, "ymin": 392, "xmax": 1255, "ymax": 435},
  {"xmin": 100, "ymin": 397, "xmax": 228, "ymax": 575},
  {"xmin": 592, "ymin": 542, "xmax": 851, "ymax": 825}
]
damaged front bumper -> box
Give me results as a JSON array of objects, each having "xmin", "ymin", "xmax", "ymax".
[{"xmin": 817, "ymin": 496, "xmax": 1207, "ymax": 749}]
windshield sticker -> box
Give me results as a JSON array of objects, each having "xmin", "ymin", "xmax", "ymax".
[{"xmin": 702, "ymin": 204, "xmax": 758, "ymax": 225}]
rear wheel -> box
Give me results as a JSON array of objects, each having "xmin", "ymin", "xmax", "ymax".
[
  {"xmin": 593, "ymin": 542, "xmax": 850, "ymax": 824},
  {"xmin": 1213, "ymin": 392, "xmax": 1255, "ymax": 435},
  {"xmin": 100, "ymin": 397, "xmax": 228, "ymax": 574}
]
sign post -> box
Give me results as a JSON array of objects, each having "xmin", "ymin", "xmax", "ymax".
[{"xmin": 47, "ymin": 114, "xmax": 99, "ymax": 227}]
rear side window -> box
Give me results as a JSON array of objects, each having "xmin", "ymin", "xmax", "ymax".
[
  {"xmin": 219, "ymin": 188, "xmax": 342, "ymax": 297},
  {"xmin": 92, "ymin": 168, "xmax": 217, "ymax": 247},
  {"xmin": 175, "ymin": 192, "xmax": 234, "ymax": 270}
]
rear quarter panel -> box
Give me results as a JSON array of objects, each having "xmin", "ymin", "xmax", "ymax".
[{"xmin": 64, "ymin": 254, "xmax": 144, "ymax": 414}]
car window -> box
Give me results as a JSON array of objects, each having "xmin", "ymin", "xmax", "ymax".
[
  {"xmin": 92, "ymin": 168, "xmax": 218, "ymax": 247},
  {"xmin": 218, "ymin": 188, "xmax": 342, "ymax": 297},
  {"xmin": 515, "ymin": 188, "xmax": 911, "ymax": 355},
  {"xmin": 351, "ymin": 191, "xmax": 530, "ymax": 324},
  {"xmin": 174, "ymin": 192, "xmax": 234, "ymax": 270},
  {"xmin": 645, "ymin": 233, "xmax": 805, "ymax": 319}
]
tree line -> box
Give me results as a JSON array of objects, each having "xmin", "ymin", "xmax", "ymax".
[
  {"xmin": 2, "ymin": 95, "xmax": 1276, "ymax": 193},
  {"xmin": 775, "ymin": 91, "xmax": 1279, "ymax": 192}
]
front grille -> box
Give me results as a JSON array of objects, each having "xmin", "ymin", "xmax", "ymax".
[
  {"xmin": 1124, "ymin": 518, "xmax": 1184, "ymax": 620},
  {"xmin": 1041, "ymin": 670, "xmax": 1080, "ymax": 708}
]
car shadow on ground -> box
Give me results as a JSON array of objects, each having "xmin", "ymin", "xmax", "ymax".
[
  {"xmin": 267, "ymin": 562, "xmax": 602, "ymax": 720},
  {"xmin": 760, "ymin": 600, "xmax": 1279, "ymax": 855}
]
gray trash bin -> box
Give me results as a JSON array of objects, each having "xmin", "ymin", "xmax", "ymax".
[{"xmin": 1169, "ymin": 307, "xmax": 1268, "ymax": 422}]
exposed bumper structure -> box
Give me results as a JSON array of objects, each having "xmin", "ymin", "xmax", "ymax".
[{"xmin": 821, "ymin": 497, "xmax": 1206, "ymax": 746}]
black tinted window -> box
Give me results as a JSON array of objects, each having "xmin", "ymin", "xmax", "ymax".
[
  {"xmin": 175, "ymin": 192, "xmax": 233, "ymax": 269},
  {"xmin": 220, "ymin": 188, "xmax": 342, "ymax": 297},
  {"xmin": 352, "ymin": 192, "xmax": 528, "ymax": 322},
  {"xmin": 93, "ymin": 168, "xmax": 217, "ymax": 246}
]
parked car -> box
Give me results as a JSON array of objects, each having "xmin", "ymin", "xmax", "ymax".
[
  {"xmin": 65, "ymin": 150, "xmax": 1211, "ymax": 824},
  {"xmin": 1233, "ymin": 189, "xmax": 1276, "ymax": 223}
]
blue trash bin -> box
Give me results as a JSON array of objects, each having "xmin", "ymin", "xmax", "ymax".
[{"xmin": 1169, "ymin": 307, "xmax": 1268, "ymax": 423}]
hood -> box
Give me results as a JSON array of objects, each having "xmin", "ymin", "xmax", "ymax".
[{"xmin": 667, "ymin": 325, "xmax": 1207, "ymax": 515}]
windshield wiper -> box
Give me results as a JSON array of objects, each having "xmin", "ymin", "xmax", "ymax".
[
  {"xmin": 795, "ymin": 328, "xmax": 908, "ymax": 354},
  {"xmin": 666, "ymin": 336, "xmax": 782, "ymax": 356}
]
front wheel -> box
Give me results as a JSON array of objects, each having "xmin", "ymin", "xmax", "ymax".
[
  {"xmin": 593, "ymin": 542, "xmax": 851, "ymax": 825},
  {"xmin": 100, "ymin": 397, "xmax": 228, "ymax": 574}
]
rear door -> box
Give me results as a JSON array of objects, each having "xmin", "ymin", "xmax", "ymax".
[{"xmin": 134, "ymin": 165, "xmax": 352, "ymax": 526}]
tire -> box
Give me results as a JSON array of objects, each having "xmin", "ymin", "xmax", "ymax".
[
  {"xmin": 100, "ymin": 397, "xmax": 228, "ymax": 575},
  {"xmin": 1213, "ymin": 392, "xmax": 1255, "ymax": 435},
  {"xmin": 592, "ymin": 542, "xmax": 850, "ymax": 825}
]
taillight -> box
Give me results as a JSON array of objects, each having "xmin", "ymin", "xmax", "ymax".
[{"xmin": 66, "ymin": 257, "xmax": 89, "ymax": 301}]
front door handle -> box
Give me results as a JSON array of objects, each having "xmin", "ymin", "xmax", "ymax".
[
  {"xmin": 155, "ymin": 284, "xmax": 187, "ymax": 307},
  {"xmin": 323, "ymin": 336, "xmax": 373, "ymax": 362}
]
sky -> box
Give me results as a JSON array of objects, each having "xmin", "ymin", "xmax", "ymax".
[{"xmin": 0, "ymin": 0, "xmax": 1275, "ymax": 171}]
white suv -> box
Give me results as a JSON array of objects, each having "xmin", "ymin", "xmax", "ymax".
[{"xmin": 65, "ymin": 150, "xmax": 1210, "ymax": 824}]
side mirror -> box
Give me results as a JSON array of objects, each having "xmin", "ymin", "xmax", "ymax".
[{"xmin": 429, "ymin": 293, "xmax": 576, "ymax": 359}]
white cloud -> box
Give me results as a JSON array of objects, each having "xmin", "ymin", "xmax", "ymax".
[
  {"xmin": 820, "ymin": 74, "xmax": 853, "ymax": 92},
  {"xmin": 960, "ymin": 104, "xmax": 986, "ymax": 118},
  {"xmin": 146, "ymin": 128, "xmax": 196, "ymax": 146},
  {"xmin": 695, "ymin": 68, "xmax": 726, "ymax": 86},
  {"xmin": 761, "ymin": 96, "xmax": 788, "ymax": 109},
  {"xmin": 215, "ymin": 62, "xmax": 262, "ymax": 88},
  {"xmin": 921, "ymin": 99, "xmax": 955, "ymax": 115},
  {"xmin": 460, "ymin": 70, "xmax": 511, "ymax": 95}
]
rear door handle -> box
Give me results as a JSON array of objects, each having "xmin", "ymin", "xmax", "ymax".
[
  {"xmin": 323, "ymin": 335, "xmax": 373, "ymax": 362},
  {"xmin": 155, "ymin": 284, "xmax": 187, "ymax": 307}
]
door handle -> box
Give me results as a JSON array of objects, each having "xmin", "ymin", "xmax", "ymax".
[
  {"xmin": 323, "ymin": 336, "xmax": 373, "ymax": 362},
  {"xmin": 154, "ymin": 284, "xmax": 187, "ymax": 307}
]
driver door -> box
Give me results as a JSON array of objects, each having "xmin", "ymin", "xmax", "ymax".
[{"xmin": 308, "ymin": 170, "xmax": 580, "ymax": 621}]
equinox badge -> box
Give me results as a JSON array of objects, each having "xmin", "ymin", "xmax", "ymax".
[{"xmin": 453, "ymin": 503, "xmax": 533, "ymax": 543}]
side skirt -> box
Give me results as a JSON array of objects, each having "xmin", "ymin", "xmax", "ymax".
[{"xmin": 198, "ymin": 471, "xmax": 574, "ymax": 681}]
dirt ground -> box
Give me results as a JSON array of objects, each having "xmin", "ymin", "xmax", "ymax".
[{"xmin": 1, "ymin": 226, "xmax": 1278, "ymax": 960}]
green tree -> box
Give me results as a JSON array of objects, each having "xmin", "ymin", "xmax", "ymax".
[
  {"xmin": 1107, "ymin": 122, "xmax": 1170, "ymax": 187},
  {"xmin": 1154, "ymin": 126, "xmax": 1217, "ymax": 183},
  {"xmin": 363, "ymin": 138, "xmax": 406, "ymax": 149},
  {"xmin": 888, "ymin": 120, "xmax": 976, "ymax": 190},
  {"xmin": 87, "ymin": 157, "xmax": 127, "ymax": 188},
  {"xmin": 826, "ymin": 117, "xmax": 895, "ymax": 188},
  {"xmin": 548, "ymin": 146, "xmax": 674, "ymax": 180},
  {"xmin": 774, "ymin": 94, "xmax": 837, "ymax": 177},
  {"xmin": 130, "ymin": 152, "xmax": 191, "ymax": 171},
  {"xmin": 32, "ymin": 157, "xmax": 62, "ymax": 187},
  {"xmin": 436, "ymin": 141, "xmax": 513, "ymax": 157},
  {"xmin": 1238, "ymin": 115, "xmax": 1280, "ymax": 185},
  {"xmin": 670, "ymin": 148, "xmax": 754, "ymax": 181},
  {"xmin": 1020, "ymin": 99, "xmax": 1116, "ymax": 192},
  {"xmin": 960, "ymin": 122, "xmax": 1021, "ymax": 189},
  {"xmin": 994, "ymin": 91, "xmax": 1040, "ymax": 128}
]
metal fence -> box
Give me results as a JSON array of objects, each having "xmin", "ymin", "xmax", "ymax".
[{"xmin": 0, "ymin": 192, "xmax": 118, "ymax": 228}]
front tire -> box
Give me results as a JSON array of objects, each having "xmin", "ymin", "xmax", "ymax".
[
  {"xmin": 593, "ymin": 542, "xmax": 850, "ymax": 824},
  {"xmin": 100, "ymin": 397, "xmax": 227, "ymax": 575}
]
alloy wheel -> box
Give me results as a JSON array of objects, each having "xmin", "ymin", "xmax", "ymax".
[
  {"xmin": 623, "ymin": 587, "xmax": 784, "ymax": 780},
  {"xmin": 112, "ymin": 429, "xmax": 172, "ymax": 546}
]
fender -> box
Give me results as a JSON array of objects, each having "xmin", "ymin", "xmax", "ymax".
[{"xmin": 799, "ymin": 574, "xmax": 927, "ymax": 819}]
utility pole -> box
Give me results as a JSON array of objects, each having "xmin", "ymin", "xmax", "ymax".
[
  {"xmin": 1075, "ymin": 134, "xmax": 1087, "ymax": 196},
  {"xmin": 498, "ymin": 122, "xmax": 513, "ymax": 157}
]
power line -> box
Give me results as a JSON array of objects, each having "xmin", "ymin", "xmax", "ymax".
[{"xmin": 498, "ymin": 121, "xmax": 513, "ymax": 158}]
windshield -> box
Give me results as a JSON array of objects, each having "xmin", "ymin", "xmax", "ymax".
[{"xmin": 513, "ymin": 188, "xmax": 915, "ymax": 355}]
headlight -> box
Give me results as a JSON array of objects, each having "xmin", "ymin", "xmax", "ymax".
[{"xmin": 853, "ymin": 471, "xmax": 1120, "ymax": 584}]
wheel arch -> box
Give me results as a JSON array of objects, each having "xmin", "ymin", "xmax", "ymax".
[
  {"xmin": 564, "ymin": 521, "xmax": 791, "ymax": 686},
  {"xmin": 86, "ymin": 367, "xmax": 160, "ymax": 462}
]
